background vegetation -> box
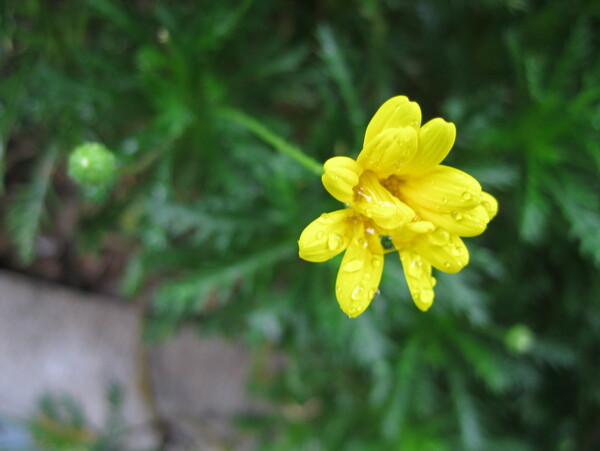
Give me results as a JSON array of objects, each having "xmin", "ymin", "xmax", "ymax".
[{"xmin": 1, "ymin": 0, "xmax": 600, "ymax": 449}]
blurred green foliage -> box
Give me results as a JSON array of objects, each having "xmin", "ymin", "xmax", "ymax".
[
  {"xmin": 1, "ymin": 0, "xmax": 600, "ymax": 449},
  {"xmin": 27, "ymin": 384, "xmax": 127, "ymax": 450}
]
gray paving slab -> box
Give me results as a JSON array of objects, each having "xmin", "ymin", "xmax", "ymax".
[
  {"xmin": 0, "ymin": 271, "xmax": 149, "ymax": 429},
  {"xmin": 0, "ymin": 270, "xmax": 261, "ymax": 449}
]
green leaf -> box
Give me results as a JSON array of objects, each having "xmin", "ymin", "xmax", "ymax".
[
  {"xmin": 4, "ymin": 145, "xmax": 59, "ymax": 264},
  {"xmin": 317, "ymin": 24, "xmax": 364, "ymax": 147},
  {"xmin": 381, "ymin": 337, "xmax": 420, "ymax": 440},
  {"xmin": 450, "ymin": 371, "xmax": 484, "ymax": 451},
  {"xmin": 152, "ymin": 240, "xmax": 296, "ymax": 316},
  {"xmin": 551, "ymin": 173, "xmax": 600, "ymax": 267}
]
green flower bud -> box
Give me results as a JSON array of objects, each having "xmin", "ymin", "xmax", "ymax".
[
  {"xmin": 505, "ymin": 324, "xmax": 534, "ymax": 354},
  {"xmin": 68, "ymin": 142, "xmax": 116, "ymax": 186}
]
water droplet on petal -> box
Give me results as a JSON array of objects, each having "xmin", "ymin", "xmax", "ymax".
[
  {"xmin": 351, "ymin": 285, "xmax": 364, "ymax": 300},
  {"xmin": 420, "ymin": 288, "xmax": 434, "ymax": 306},
  {"xmin": 344, "ymin": 259, "xmax": 364, "ymax": 272},
  {"xmin": 444, "ymin": 262, "xmax": 451, "ymax": 269},
  {"xmin": 430, "ymin": 277, "xmax": 437, "ymax": 287},
  {"xmin": 317, "ymin": 231, "xmax": 324, "ymax": 239},
  {"xmin": 462, "ymin": 192, "xmax": 472, "ymax": 201},
  {"xmin": 452, "ymin": 246, "xmax": 462, "ymax": 256},
  {"xmin": 327, "ymin": 234, "xmax": 342, "ymax": 250},
  {"xmin": 318, "ymin": 213, "xmax": 332, "ymax": 224},
  {"xmin": 451, "ymin": 211, "xmax": 463, "ymax": 221},
  {"xmin": 371, "ymin": 257, "xmax": 381, "ymax": 268},
  {"xmin": 430, "ymin": 229, "xmax": 450, "ymax": 246},
  {"xmin": 408, "ymin": 258, "xmax": 423, "ymax": 277}
]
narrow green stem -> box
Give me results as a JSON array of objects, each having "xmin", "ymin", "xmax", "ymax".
[{"xmin": 217, "ymin": 107, "xmax": 324, "ymax": 176}]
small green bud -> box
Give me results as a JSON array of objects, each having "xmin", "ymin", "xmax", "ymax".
[
  {"xmin": 505, "ymin": 324, "xmax": 534, "ymax": 354},
  {"xmin": 68, "ymin": 142, "xmax": 116, "ymax": 186}
]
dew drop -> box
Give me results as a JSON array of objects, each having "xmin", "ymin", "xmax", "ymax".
[
  {"xmin": 316, "ymin": 231, "xmax": 324, "ymax": 239},
  {"xmin": 344, "ymin": 259, "xmax": 364, "ymax": 272},
  {"xmin": 444, "ymin": 262, "xmax": 451, "ymax": 269},
  {"xmin": 351, "ymin": 285, "xmax": 364, "ymax": 300},
  {"xmin": 430, "ymin": 229, "xmax": 450, "ymax": 246},
  {"xmin": 452, "ymin": 246, "xmax": 462, "ymax": 256},
  {"xmin": 419, "ymin": 288, "xmax": 434, "ymax": 306},
  {"xmin": 348, "ymin": 308, "xmax": 358, "ymax": 316},
  {"xmin": 327, "ymin": 234, "xmax": 342, "ymax": 250},
  {"xmin": 371, "ymin": 257, "xmax": 381, "ymax": 268},
  {"xmin": 451, "ymin": 211, "xmax": 463, "ymax": 221},
  {"xmin": 462, "ymin": 192, "xmax": 472, "ymax": 201},
  {"xmin": 408, "ymin": 259, "xmax": 423, "ymax": 277},
  {"xmin": 430, "ymin": 277, "xmax": 437, "ymax": 287},
  {"xmin": 365, "ymin": 208, "xmax": 374, "ymax": 217},
  {"xmin": 318, "ymin": 213, "xmax": 332, "ymax": 224},
  {"xmin": 442, "ymin": 197, "xmax": 448, "ymax": 204}
]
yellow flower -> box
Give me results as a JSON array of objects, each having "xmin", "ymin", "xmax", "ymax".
[
  {"xmin": 298, "ymin": 95, "xmax": 498, "ymax": 317},
  {"xmin": 384, "ymin": 192, "xmax": 498, "ymax": 312},
  {"xmin": 299, "ymin": 209, "xmax": 385, "ymax": 318}
]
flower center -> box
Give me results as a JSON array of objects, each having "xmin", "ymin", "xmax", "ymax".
[{"xmin": 380, "ymin": 175, "xmax": 405, "ymax": 202}]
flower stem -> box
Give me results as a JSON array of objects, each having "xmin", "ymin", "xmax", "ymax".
[{"xmin": 217, "ymin": 107, "xmax": 324, "ymax": 176}]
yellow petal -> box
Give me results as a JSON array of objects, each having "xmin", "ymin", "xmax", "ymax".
[
  {"xmin": 401, "ymin": 118, "xmax": 456, "ymax": 176},
  {"xmin": 336, "ymin": 223, "xmax": 384, "ymax": 318},
  {"xmin": 399, "ymin": 250, "xmax": 435, "ymax": 311},
  {"xmin": 351, "ymin": 171, "xmax": 415, "ymax": 229},
  {"xmin": 389, "ymin": 221, "xmax": 435, "ymax": 248},
  {"xmin": 298, "ymin": 209, "xmax": 355, "ymax": 262},
  {"xmin": 414, "ymin": 230, "xmax": 469, "ymax": 274},
  {"xmin": 400, "ymin": 165, "xmax": 482, "ymax": 213},
  {"xmin": 406, "ymin": 221, "xmax": 436, "ymax": 234},
  {"xmin": 416, "ymin": 205, "xmax": 490, "ymax": 237},
  {"xmin": 363, "ymin": 96, "xmax": 422, "ymax": 147},
  {"xmin": 357, "ymin": 127, "xmax": 418, "ymax": 178},
  {"xmin": 321, "ymin": 157, "xmax": 362, "ymax": 203},
  {"xmin": 480, "ymin": 191, "xmax": 498, "ymax": 221}
]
